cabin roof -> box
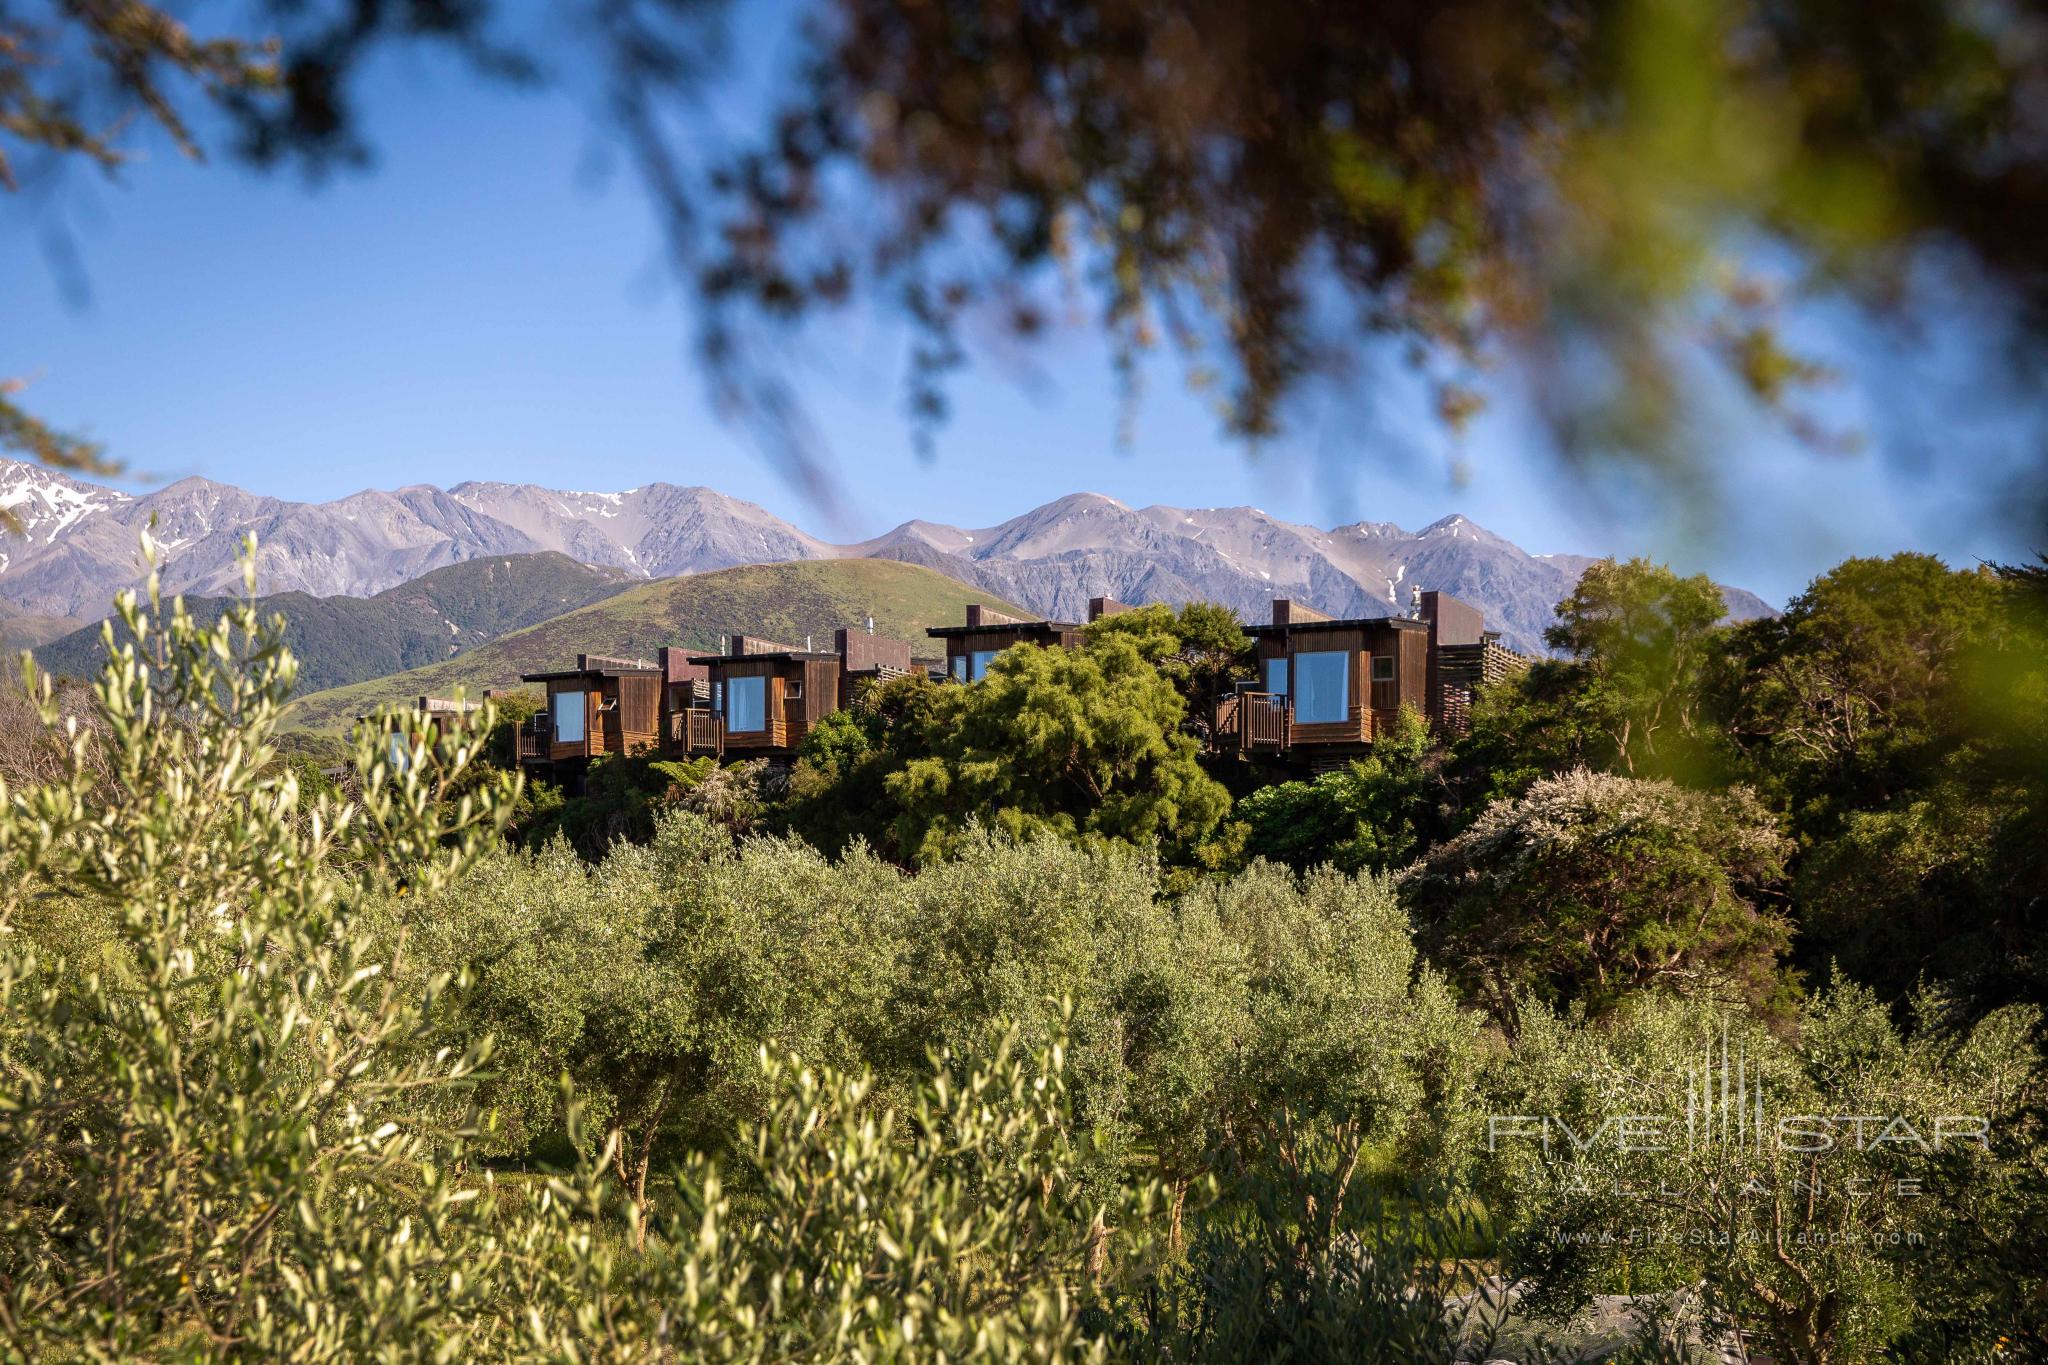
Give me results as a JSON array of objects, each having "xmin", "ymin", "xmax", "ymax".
[
  {"xmin": 1244, "ymin": 616, "xmax": 1429, "ymax": 639},
  {"xmin": 686, "ymin": 649, "xmax": 841, "ymax": 665},
  {"xmin": 521, "ymin": 663, "xmax": 663, "ymax": 682},
  {"xmin": 925, "ymin": 620, "xmax": 1079, "ymax": 638}
]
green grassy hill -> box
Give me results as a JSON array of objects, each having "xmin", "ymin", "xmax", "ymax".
[
  {"xmin": 34, "ymin": 553, "xmax": 635, "ymax": 694},
  {"xmin": 284, "ymin": 558, "xmax": 1028, "ymax": 732}
]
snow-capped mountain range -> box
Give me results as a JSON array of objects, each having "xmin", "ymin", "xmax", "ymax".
[{"xmin": 0, "ymin": 459, "xmax": 1774, "ymax": 654}]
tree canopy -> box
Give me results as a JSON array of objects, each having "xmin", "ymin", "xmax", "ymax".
[
  {"xmin": 5, "ymin": 540, "xmax": 2048, "ymax": 1360},
  {"xmin": 1400, "ymin": 768, "xmax": 1795, "ymax": 1030}
]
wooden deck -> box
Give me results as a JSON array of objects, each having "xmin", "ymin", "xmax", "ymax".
[
  {"xmin": 674, "ymin": 709, "xmax": 725, "ymax": 756},
  {"xmin": 1216, "ymin": 692, "xmax": 1374, "ymax": 752},
  {"xmin": 1226, "ymin": 693, "xmax": 1292, "ymax": 750},
  {"xmin": 719, "ymin": 719, "xmax": 789, "ymax": 752}
]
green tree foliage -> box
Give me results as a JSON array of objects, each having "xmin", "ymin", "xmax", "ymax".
[
  {"xmin": 778, "ymin": 672, "xmax": 951, "ymax": 856},
  {"xmin": 1116, "ymin": 1141, "xmax": 1516, "ymax": 1363},
  {"xmin": 403, "ymin": 812, "xmax": 1483, "ymax": 1273},
  {"xmin": 0, "ymin": 549, "xmax": 521, "ymax": 1356},
  {"xmin": 1081, "ymin": 601, "xmax": 1253, "ymax": 728},
  {"xmin": 1451, "ymin": 655, "xmax": 1633, "ymax": 805},
  {"xmin": 509, "ymin": 1021, "xmax": 1160, "ymax": 1360},
  {"xmin": 893, "ymin": 836, "xmax": 1481, "ymax": 1231},
  {"xmin": 1401, "ymin": 769, "xmax": 1794, "ymax": 1030},
  {"xmin": 890, "ymin": 636, "xmax": 1230, "ymax": 861},
  {"xmin": 784, "ymin": 637, "xmax": 1230, "ymax": 864},
  {"xmin": 0, "ymin": 557, "xmax": 1150, "ymax": 1358},
  {"xmin": 1482, "ymin": 986, "xmax": 2045, "ymax": 1364},
  {"xmin": 1713, "ymin": 553, "xmax": 2008, "ymax": 830},
  {"xmin": 508, "ymin": 750, "xmax": 739, "ymax": 855},
  {"xmin": 7, "ymin": 550, "xmax": 2048, "ymax": 1359},
  {"xmin": 1543, "ymin": 557, "xmax": 1730, "ymax": 781},
  {"xmin": 1234, "ymin": 703, "xmax": 1443, "ymax": 873},
  {"xmin": 1710, "ymin": 553, "xmax": 2048, "ymax": 1015},
  {"xmin": 399, "ymin": 816, "xmax": 906, "ymax": 1231},
  {"xmin": 10, "ymin": 523, "xmax": 2048, "ymax": 1365},
  {"xmin": 1445, "ymin": 557, "xmax": 1732, "ymax": 814}
]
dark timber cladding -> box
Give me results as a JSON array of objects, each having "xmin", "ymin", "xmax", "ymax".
[
  {"xmin": 518, "ymin": 653, "xmax": 664, "ymax": 769},
  {"xmin": 1246, "ymin": 600, "xmax": 1431, "ymax": 751},
  {"xmin": 686, "ymin": 635, "xmax": 838, "ymax": 756},
  {"xmin": 1221, "ymin": 587, "xmax": 1527, "ymax": 764},
  {"xmin": 926, "ymin": 603, "xmax": 1084, "ymax": 681},
  {"xmin": 684, "ymin": 627, "xmax": 916, "ymax": 759}
]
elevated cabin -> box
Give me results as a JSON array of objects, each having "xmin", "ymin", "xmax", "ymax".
[
  {"xmin": 517, "ymin": 655, "xmax": 664, "ymax": 780},
  {"xmin": 1218, "ymin": 590, "xmax": 1519, "ymax": 765},
  {"xmin": 1230, "ymin": 600, "xmax": 1431, "ymax": 760},
  {"xmin": 681, "ymin": 627, "xmax": 915, "ymax": 761},
  {"xmin": 926, "ymin": 597, "xmax": 1131, "ymax": 682},
  {"xmin": 355, "ymin": 694, "xmax": 487, "ymax": 772}
]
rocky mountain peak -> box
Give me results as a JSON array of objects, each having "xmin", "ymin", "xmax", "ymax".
[{"xmin": 0, "ymin": 461, "xmax": 1777, "ymax": 651}]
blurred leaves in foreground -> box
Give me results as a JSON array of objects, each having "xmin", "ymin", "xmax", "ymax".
[{"xmin": 5, "ymin": 0, "xmax": 2048, "ymax": 523}]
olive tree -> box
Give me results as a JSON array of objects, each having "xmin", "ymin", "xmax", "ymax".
[
  {"xmin": 0, "ymin": 544, "xmax": 520, "ymax": 1358},
  {"xmin": 504, "ymin": 1018, "xmax": 1162, "ymax": 1361},
  {"xmin": 400, "ymin": 811, "xmax": 909, "ymax": 1236},
  {"xmin": 1481, "ymin": 986, "xmax": 2044, "ymax": 1365}
]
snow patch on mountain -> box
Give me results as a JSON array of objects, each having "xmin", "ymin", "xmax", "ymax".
[{"xmin": 0, "ymin": 458, "xmax": 1777, "ymax": 652}]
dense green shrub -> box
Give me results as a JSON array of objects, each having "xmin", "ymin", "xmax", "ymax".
[
  {"xmin": 1480, "ymin": 985, "xmax": 2045, "ymax": 1364},
  {"xmin": 1079, "ymin": 599, "xmax": 1255, "ymax": 729},
  {"xmin": 6, "ymin": 542, "xmax": 2047, "ymax": 1361},
  {"xmin": 509, "ymin": 750, "xmax": 768, "ymax": 856},
  {"xmin": 780, "ymin": 636, "xmax": 1230, "ymax": 864},
  {"xmin": 1400, "ymin": 769, "xmax": 1794, "ymax": 1029},
  {"xmin": 1233, "ymin": 704, "xmax": 1444, "ymax": 873},
  {"xmin": 0, "ymin": 555, "xmax": 521, "ymax": 1357}
]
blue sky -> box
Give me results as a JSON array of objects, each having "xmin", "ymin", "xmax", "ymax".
[{"xmin": 3, "ymin": 16, "xmax": 2036, "ymax": 606}]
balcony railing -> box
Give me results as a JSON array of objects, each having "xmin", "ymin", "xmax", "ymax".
[
  {"xmin": 516, "ymin": 727, "xmax": 549, "ymax": 760},
  {"xmin": 674, "ymin": 708, "xmax": 725, "ymax": 755},
  {"xmin": 1232, "ymin": 693, "xmax": 1291, "ymax": 750}
]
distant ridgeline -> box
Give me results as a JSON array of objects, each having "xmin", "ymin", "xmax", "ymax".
[
  {"xmin": 0, "ymin": 459, "xmax": 1775, "ymax": 659},
  {"xmin": 32, "ymin": 554, "xmax": 634, "ymax": 695}
]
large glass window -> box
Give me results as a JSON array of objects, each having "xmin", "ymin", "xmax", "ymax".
[
  {"xmin": 950, "ymin": 655, "xmax": 968, "ymax": 681},
  {"xmin": 1263, "ymin": 656, "xmax": 1289, "ymax": 696},
  {"xmin": 552, "ymin": 689, "xmax": 585, "ymax": 743},
  {"xmin": 1293, "ymin": 651, "xmax": 1349, "ymax": 724},
  {"xmin": 727, "ymin": 675, "xmax": 766, "ymax": 731},
  {"xmin": 969, "ymin": 649, "xmax": 1000, "ymax": 681}
]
